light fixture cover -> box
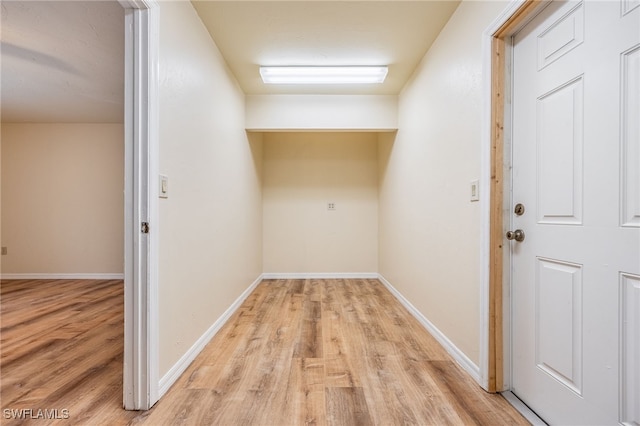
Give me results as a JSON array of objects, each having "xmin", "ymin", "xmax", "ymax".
[{"xmin": 259, "ymin": 66, "xmax": 388, "ymax": 84}]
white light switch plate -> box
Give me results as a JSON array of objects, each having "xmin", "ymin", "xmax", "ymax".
[
  {"xmin": 159, "ymin": 174, "xmax": 169, "ymax": 198},
  {"xmin": 470, "ymin": 180, "xmax": 479, "ymax": 202}
]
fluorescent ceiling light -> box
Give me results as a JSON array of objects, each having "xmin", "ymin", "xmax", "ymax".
[{"xmin": 259, "ymin": 66, "xmax": 388, "ymax": 84}]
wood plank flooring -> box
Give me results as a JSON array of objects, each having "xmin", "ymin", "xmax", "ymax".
[
  {"xmin": 136, "ymin": 279, "xmax": 528, "ymax": 425},
  {"xmin": 0, "ymin": 279, "xmax": 139, "ymax": 425},
  {"xmin": 1, "ymin": 278, "xmax": 529, "ymax": 425}
]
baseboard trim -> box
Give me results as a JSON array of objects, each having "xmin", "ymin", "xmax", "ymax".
[
  {"xmin": 377, "ymin": 274, "xmax": 481, "ymax": 383},
  {"xmin": 158, "ymin": 273, "xmax": 264, "ymax": 397},
  {"xmin": 262, "ymin": 272, "xmax": 379, "ymax": 280},
  {"xmin": 0, "ymin": 273, "xmax": 125, "ymax": 280}
]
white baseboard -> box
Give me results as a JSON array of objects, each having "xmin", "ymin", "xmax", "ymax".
[
  {"xmin": 261, "ymin": 272, "xmax": 379, "ymax": 280},
  {"xmin": 158, "ymin": 273, "xmax": 264, "ymax": 397},
  {"xmin": 0, "ymin": 273, "xmax": 125, "ymax": 280},
  {"xmin": 377, "ymin": 274, "xmax": 481, "ymax": 383}
]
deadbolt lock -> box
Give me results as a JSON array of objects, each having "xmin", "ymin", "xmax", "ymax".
[
  {"xmin": 514, "ymin": 203, "xmax": 525, "ymax": 216},
  {"xmin": 506, "ymin": 229, "xmax": 525, "ymax": 242}
]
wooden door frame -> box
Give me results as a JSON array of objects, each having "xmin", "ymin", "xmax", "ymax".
[
  {"xmin": 481, "ymin": 0, "xmax": 550, "ymax": 393},
  {"xmin": 120, "ymin": 0, "xmax": 159, "ymax": 410}
]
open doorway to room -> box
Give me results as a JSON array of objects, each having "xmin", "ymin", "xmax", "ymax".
[{"xmin": 0, "ymin": 1, "xmax": 145, "ymax": 421}]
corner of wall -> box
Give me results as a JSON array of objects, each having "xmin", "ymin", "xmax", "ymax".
[
  {"xmin": 157, "ymin": 0, "xmax": 264, "ymax": 378},
  {"xmin": 377, "ymin": 0, "xmax": 510, "ymax": 373}
]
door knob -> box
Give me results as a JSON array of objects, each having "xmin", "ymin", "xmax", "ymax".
[{"xmin": 506, "ymin": 229, "xmax": 525, "ymax": 242}]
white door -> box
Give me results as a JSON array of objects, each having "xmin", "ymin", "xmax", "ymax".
[{"xmin": 510, "ymin": 0, "xmax": 640, "ymax": 424}]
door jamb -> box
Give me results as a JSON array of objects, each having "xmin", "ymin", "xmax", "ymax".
[
  {"xmin": 481, "ymin": 0, "xmax": 549, "ymax": 393},
  {"xmin": 120, "ymin": 0, "xmax": 159, "ymax": 410}
]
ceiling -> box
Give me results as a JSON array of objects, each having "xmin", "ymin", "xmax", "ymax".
[
  {"xmin": 0, "ymin": 1, "xmax": 460, "ymax": 123},
  {"xmin": 1, "ymin": 1, "xmax": 124, "ymax": 123},
  {"xmin": 193, "ymin": 1, "xmax": 460, "ymax": 95}
]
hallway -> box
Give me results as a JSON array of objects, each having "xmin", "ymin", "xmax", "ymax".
[
  {"xmin": 136, "ymin": 279, "xmax": 530, "ymax": 424},
  {"xmin": 1, "ymin": 278, "xmax": 528, "ymax": 425}
]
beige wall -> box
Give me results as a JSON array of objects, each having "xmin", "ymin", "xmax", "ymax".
[
  {"xmin": 157, "ymin": 1, "xmax": 263, "ymax": 376},
  {"xmin": 0, "ymin": 123, "xmax": 124, "ymax": 275},
  {"xmin": 263, "ymin": 132, "xmax": 378, "ymax": 274},
  {"xmin": 378, "ymin": 0, "xmax": 507, "ymax": 366},
  {"xmin": 246, "ymin": 95, "xmax": 398, "ymax": 131}
]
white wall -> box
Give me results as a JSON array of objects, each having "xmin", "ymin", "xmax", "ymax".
[
  {"xmin": 263, "ymin": 132, "xmax": 379, "ymax": 274},
  {"xmin": 1, "ymin": 123, "xmax": 124, "ymax": 276},
  {"xmin": 246, "ymin": 95, "xmax": 397, "ymax": 131},
  {"xmin": 378, "ymin": 0, "xmax": 508, "ymax": 366},
  {"xmin": 157, "ymin": 1, "xmax": 263, "ymax": 377}
]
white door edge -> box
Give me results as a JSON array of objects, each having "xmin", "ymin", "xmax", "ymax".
[{"xmin": 120, "ymin": 0, "xmax": 159, "ymax": 410}]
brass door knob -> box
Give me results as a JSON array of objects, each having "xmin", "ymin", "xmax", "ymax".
[{"xmin": 506, "ymin": 229, "xmax": 525, "ymax": 242}]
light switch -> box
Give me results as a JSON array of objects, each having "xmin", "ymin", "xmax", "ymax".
[
  {"xmin": 159, "ymin": 174, "xmax": 169, "ymax": 198},
  {"xmin": 470, "ymin": 180, "xmax": 479, "ymax": 202}
]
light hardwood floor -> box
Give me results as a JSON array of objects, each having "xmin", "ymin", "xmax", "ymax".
[
  {"xmin": 0, "ymin": 279, "xmax": 139, "ymax": 425},
  {"xmin": 1, "ymin": 278, "xmax": 528, "ymax": 425}
]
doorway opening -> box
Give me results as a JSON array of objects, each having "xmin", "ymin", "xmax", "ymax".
[{"xmin": 0, "ymin": 0, "xmax": 158, "ymax": 414}]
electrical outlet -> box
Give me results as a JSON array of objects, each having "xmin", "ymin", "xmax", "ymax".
[
  {"xmin": 1, "ymin": 247, "xmax": 7, "ymax": 255},
  {"xmin": 327, "ymin": 202, "xmax": 336, "ymax": 211}
]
